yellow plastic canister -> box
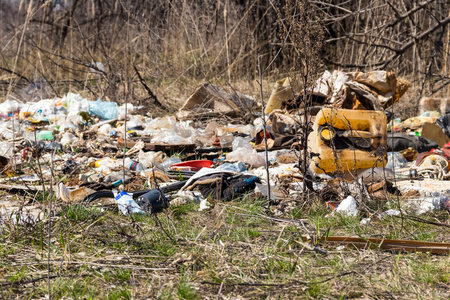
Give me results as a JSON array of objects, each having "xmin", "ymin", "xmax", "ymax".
[{"xmin": 308, "ymin": 108, "xmax": 387, "ymax": 174}]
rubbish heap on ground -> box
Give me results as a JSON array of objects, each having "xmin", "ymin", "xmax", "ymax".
[{"xmin": 0, "ymin": 70, "xmax": 449, "ymax": 236}]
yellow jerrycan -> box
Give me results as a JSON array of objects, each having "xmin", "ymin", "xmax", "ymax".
[{"xmin": 308, "ymin": 108, "xmax": 387, "ymax": 174}]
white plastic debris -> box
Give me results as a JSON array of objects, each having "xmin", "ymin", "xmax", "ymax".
[
  {"xmin": 226, "ymin": 137, "xmax": 266, "ymax": 167},
  {"xmin": 335, "ymin": 196, "xmax": 358, "ymax": 217},
  {"xmin": 138, "ymin": 150, "xmax": 167, "ymax": 168},
  {"xmin": 0, "ymin": 141, "xmax": 13, "ymax": 158},
  {"xmin": 114, "ymin": 191, "xmax": 146, "ymax": 215},
  {"xmin": 60, "ymin": 132, "xmax": 76, "ymax": 147},
  {"xmin": 198, "ymin": 199, "xmax": 211, "ymax": 212},
  {"xmin": 360, "ymin": 218, "xmax": 371, "ymax": 225},
  {"xmin": 380, "ymin": 209, "xmax": 401, "ymax": 218},
  {"xmin": 407, "ymin": 197, "xmax": 447, "ymax": 215}
]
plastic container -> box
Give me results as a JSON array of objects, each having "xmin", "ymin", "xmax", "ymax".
[
  {"xmin": 169, "ymin": 160, "xmax": 213, "ymax": 171},
  {"xmin": 308, "ymin": 108, "xmax": 387, "ymax": 174},
  {"xmin": 89, "ymin": 99, "xmax": 118, "ymax": 120}
]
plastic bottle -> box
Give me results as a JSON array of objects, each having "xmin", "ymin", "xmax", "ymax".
[
  {"xmin": 104, "ymin": 171, "xmax": 131, "ymax": 183},
  {"xmin": 394, "ymin": 169, "xmax": 418, "ymax": 179},
  {"xmin": 160, "ymin": 157, "xmax": 182, "ymax": 168},
  {"xmin": 124, "ymin": 157, "xmax": 146, "ymax": 171}
]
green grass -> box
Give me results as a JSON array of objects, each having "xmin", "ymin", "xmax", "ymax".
[{"xmin": 0, "ymin": 193, "xmax": 448, "ymax": 299}]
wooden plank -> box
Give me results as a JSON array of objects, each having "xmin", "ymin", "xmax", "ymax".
[
  {"xmin": 117, "ymin": 138, "xmax": 196, "ymax": 152},
  {"xmin": 321, "ymin": 236, "xmax": 450, "ymax": 254},
  {"xmin": 0, "ymin": 184, "xmax": 57, "ymax": 192}
]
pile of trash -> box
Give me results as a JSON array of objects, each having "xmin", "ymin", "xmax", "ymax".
[{"xmin": 0, "ymin": 70, "xmax": 449, "ymax": 227}]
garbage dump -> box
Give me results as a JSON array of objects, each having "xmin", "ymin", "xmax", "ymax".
[{"xmin": 0, "ymin": 70, "xmax": 449, "ymax": 254}]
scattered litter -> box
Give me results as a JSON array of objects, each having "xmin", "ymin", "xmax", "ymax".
[{"xmin": 0, "ymin": 71, "xmax": 448, "ymax": 249}]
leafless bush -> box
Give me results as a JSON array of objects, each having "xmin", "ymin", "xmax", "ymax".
[{"xmin": 0, "ymin": 0, "xmax": 449, "ymax": 108}]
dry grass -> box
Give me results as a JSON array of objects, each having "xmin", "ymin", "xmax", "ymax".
[{"xmin": 0, "ymin": 193, "xmax": 448, "ymax": 299}]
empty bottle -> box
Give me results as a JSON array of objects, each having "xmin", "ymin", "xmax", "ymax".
[{"xmin": 124, "ymin": 157, "xmax": 146, "ymax": 171}]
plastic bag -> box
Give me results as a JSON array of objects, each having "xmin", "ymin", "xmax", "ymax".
[
  {"xmin": 62, "ymin": 92, "xmax": 89, "ymax": 115},
  {"xmin": 436, "ymin": 113, "xmax": 450, "ymax": 137},
  {"xmin": 226, "ymin": 138, "xmax": 266, "ymax": 167},
  {"xmin": 0, "ymin": 100, "xmax": 20, "ymax": 118},
  {"xmin": 385, "ymin": 152, "xmax": 408, "ymax": 170},
  {"xmin": 216, "ymin": 161, "xmax": 247, "ymax": 172},
  {"xmin": 138, "ymin": 150, "xmax": 167, "ymax": 168},
  {"xmin": 89, "ymin": 99, "xmax": 118, "ymax": 120}
]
